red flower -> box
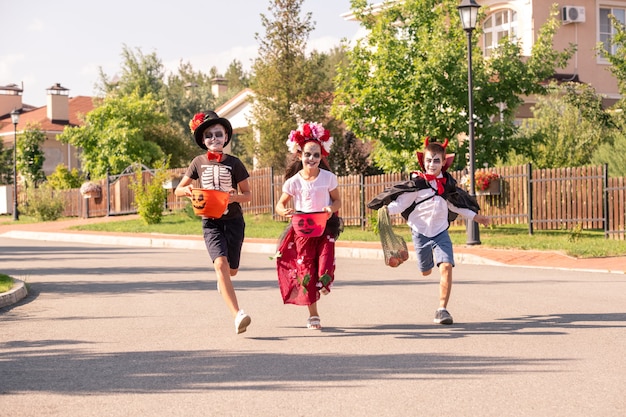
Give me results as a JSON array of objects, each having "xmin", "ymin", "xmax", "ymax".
[
  {"xmin": 189, "ymin": 113, "xmax": 206, "ymax": 133},
  {"xmin": 302, "ymin": 123, "xmax": 312, "ymax": 139},
  {"xmin": 474, "ymin": 171, "xmax": 500, "ymax": 191}
]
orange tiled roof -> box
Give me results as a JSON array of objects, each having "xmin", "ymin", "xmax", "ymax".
[{"xmin": 0, "ymin": 95, "xmax": 97, "ymax": 134}]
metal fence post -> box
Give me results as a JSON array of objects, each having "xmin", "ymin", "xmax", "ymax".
[
  {"xmin": 527, "ymin": 162, "xmax": 533, "ymax": 235},
  {"xmin": 360, "ymin": 173, "xmax": 366, "ymax": 230},
  {"xmin": 603, "ymin": 163, "xmax": 609, "ymax": 239},
  {"xmin": 270, "ymin": 167, "xmax": 275, "ymax": 219},
  {"xmin": 106, "ymin": 168, "xmax": 111, "ymax": 217}
]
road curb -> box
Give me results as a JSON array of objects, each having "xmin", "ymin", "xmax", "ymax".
[
  {"xmin": 0, "ymin": 278, "xmax": 28, "ymax": 309},
  {"xmin": 1, "ymin": 230, "xmax": 504, "ymax": 267}
]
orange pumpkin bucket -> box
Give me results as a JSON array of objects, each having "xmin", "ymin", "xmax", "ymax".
[
  {"xmin": 291, "ymin": 211, "xmax": 328, "ymax": 238},
  {"xmin": 190, "ymin": 189, "xmax": 230, "ymax": 218}
]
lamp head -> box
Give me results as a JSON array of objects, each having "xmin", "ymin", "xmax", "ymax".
[
  {"xmin": 10, "ymin": 109, "xmax": 20, "ymax": 125},
  {"xmin": 458, "ymin": 0, "xmax": 481, "ymax": 31}
]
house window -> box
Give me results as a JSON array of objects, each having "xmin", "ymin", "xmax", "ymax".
[
  {"xmin": 483, "ymin": 9, "xmax": 518, "ymax": 57},
  {"xmin": 599, "ymin": 7, "xmax": 626, "ymax": 55}
]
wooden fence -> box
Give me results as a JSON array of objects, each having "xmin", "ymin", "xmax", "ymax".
[{"xmin": 54, "ymin": 164, "xmax": 625, "ymax": 240}]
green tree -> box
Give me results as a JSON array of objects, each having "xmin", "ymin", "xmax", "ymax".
[
  {"xmin": 17, "ymin": 123, "xmax": 46, "ymax": 188},
  {"xmin": 512, "ymin": 82, "xmax": 613, "ymax": 168},
  {"xmin": 224, "ymin": 59, "xmax": 251, "ymax": 93},
  {"xmin": 58, "ymin": 93, "xmax": 166, "ymax": 178},
  {"xmin": 593, "ymin": 13, "xmax": 626, "ymax": 176},
  {"xmin": 163, "ymin": 61, "xmax": 216, "ymax": 137},
  {"xmin": 96, "ymin": 44, "xmax": 166, "ymax": 99},
  {"xmin": 328, "ymin": 130, "xmax": 379, "ymax": 176},
  {"xmin": 98, "ymin": 47, "xmax": 202, "ymax": 168},
  {"xmin": 0, "ymin": 140, "xmax": 13, "ymax": 185},
  {"xmin": 591, "ymin": 134, "xmax": 626, "ymax": 177},
  {"xmin": 250, "ymin": 0, "xmax": 337, "ymax": 170},
  {"xmin": 47, "ymin": 164, "xmax": 86, "ymax": 190},
  {"xmin": 333, "ymin": 0, "xmax": 574, "ymax": 172}
]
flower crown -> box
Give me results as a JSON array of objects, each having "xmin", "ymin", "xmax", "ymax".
[
  {"xmin": 189, "ymin": 113, "xmax": 207, "ymax": 133},
  {"xmin": 286, "ymin": 122, "xmax": 333, "ymax": 156}
]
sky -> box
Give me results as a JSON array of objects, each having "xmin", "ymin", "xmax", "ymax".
[{"xmin": 1, "ymin": 0, "xmax": 364, "ymax": 107}]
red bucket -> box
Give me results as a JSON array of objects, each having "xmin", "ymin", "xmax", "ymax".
[
  {"xmin": 190, "ymin": 189, "xmax": 229, "ymax": 218},
  {"xmin": 291, "ymin": 211, "xmax": 328, "ymax": 237}
]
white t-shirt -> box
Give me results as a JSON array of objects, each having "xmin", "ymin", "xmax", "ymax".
[{"xmin": 282, "ymin": 169, "xmax": 338, "ymax": 212}]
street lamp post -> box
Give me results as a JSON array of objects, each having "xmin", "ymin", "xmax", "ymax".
[
  {"xmin": 458, "ymin": 0, "xmax": 481, "ymax": 245},
  {"xmin": 10, "ymin": 109, "xmax": 20, "ymax": 221}
]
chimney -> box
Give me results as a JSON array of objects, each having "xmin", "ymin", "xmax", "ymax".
[
  {"xmin": 184, "ymin": 82, "xmax": 198, "ymax": 98},
  {"xmin": 0, "ymin": 83, "xmax": 23, "ymax": 117},
  {"xmin": 211, "ymin": 77, "xmax": 228, "ymax": 98},
  {"xmin": 46, "ymin": 83, "xmax": 70, "ymax": 123}
]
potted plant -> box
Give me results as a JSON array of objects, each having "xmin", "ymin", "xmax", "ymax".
[
  {"xmin": 461, "ymin": 171, "xmax": 501, "ymax": 195},
  {"xmin": 80, "ymin": 181, "xmax": 102, "ymax": 199}
]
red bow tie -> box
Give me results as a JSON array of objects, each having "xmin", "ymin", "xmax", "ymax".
[
  {"xmin": 207, "ymin": 151, "xmax": 223, "ymax": 162},
  {"xmin": 418, "ymin": 172, "xmax": 447, "ymax": 195}
]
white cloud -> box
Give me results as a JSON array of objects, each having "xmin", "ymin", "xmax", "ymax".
[
  {"xmin": 0, "ymin": 54, "xmax": 25, "ymax": 80},
  {"xmin": 26, "ymin": 18, "xmax": 44, "ymax": 32}
]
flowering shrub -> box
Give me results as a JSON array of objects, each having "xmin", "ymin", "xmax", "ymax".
[
  {"xmin": 79, "ymin": 181, "xmax": 102, "ymax": 196},
  {"xmin": 474, "ymin": 171, "xmax": 500, "ymax": 191},
  {"xmin": 460, "ymin": 171, "xmax": 500, "ymax": 191}
]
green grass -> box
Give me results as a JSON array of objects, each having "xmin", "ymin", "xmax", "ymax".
[
  {"xmin": 0, "ymin": 274, "xmax": 13, "ymax": 293},
  {"xmin": 64, "ymin": 211, "xmax": 626, "ymax": 259}
]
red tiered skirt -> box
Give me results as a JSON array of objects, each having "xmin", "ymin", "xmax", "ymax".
[{"xmin": 276, "ymin": 225, "xmax": 336, "ymax": 305}]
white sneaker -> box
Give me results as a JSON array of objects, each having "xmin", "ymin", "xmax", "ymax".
[{"xmin": 235, "ymin": 310, "xmax": 251, "ymax": 334}]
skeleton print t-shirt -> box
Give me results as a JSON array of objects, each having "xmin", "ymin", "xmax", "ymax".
[{"xmin": 185, "ymin": 153, "xmax": 250, "ymax": 220}]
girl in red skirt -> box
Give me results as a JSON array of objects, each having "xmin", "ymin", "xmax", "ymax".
[{"xmin": 275, "ymin": 122, "xmax": 342, "ymax": 330}]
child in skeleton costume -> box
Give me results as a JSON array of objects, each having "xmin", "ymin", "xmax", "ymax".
[
  {"xmin": 368, "ymin": 138, "xmax": 489, "ymax": 325},
  {"xmin": 275, "ymin": 122, "xmax": 342, "ymax": 330},
  {"xmin": 175, "ymin": 111, "xmax": 253, "ymax": 334}
]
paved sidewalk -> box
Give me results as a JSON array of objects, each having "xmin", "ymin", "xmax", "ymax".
[{"xmin": 1, "ymin": 215, "xmax": 624, "ymax": 274}]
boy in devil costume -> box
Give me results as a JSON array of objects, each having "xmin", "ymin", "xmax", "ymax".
[{"xmin": 368, "ymin": 138, "xmax": 489, "ymax": 324}]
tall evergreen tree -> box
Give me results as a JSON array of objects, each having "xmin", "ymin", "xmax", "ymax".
[{"xmin": 250, "ymin": 0, "xmax": 333, "ymax": 170}]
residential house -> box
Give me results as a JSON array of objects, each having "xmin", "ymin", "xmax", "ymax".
[
  {"xmin": 342, "ymin": 0, "xmax": 624, "ymax": 118},
  {"xmin": 479, "ymin": 0, "xmax": 623, "ymax": 116},
  {"xmin": 215, "ymin": 87, "xmax": 258, "ymax": 165},
  {"xmin": 0, "ymin": 82, "xmax": 95, "ymax": 176}
]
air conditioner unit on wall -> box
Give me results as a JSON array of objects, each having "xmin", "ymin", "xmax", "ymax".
[{"xmin": 562, "ymin": 6, "xmax": 586, "ymax": 23}]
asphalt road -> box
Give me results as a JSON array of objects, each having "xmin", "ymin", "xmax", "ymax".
[{"xmin": 1, "ymin": 237, "xmax": 625, "ymax": 417}]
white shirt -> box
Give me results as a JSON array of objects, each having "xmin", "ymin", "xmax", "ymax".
[
  {"xmin": 282, "ymin": 169, "xmax": 338, "ymax": 212},
  {"xmin": 387, "ymin": 177, "xmax": 476, "ymax": 237}
]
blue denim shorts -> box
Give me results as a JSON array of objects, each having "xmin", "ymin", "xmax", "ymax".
[{"xmin": 411, "ymin": 230, "xmax": 455, "ymax": 272}]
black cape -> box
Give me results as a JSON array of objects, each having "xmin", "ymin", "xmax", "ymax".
[{"xmin": 367, "ymin": 172, "xmax": 480, "ymax": 221}]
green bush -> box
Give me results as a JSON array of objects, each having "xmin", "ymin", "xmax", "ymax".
[
  {"xmin": 182, "ymin": 199, "xmax": 197, "ymax": 219},
  {"xmin": 129, "ymin": 161, "xmax": 169, "ymax": 225},
  {"xmin": 47, "ymin": 164, "xmax": 86, "ymax": 190},
  {"xmin": 23, "ymin": 185, "xmax": 65, "ymax": 221}
]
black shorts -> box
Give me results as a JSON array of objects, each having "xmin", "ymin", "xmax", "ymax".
[{"xmin": 202, "ymin": 216, "xmax": 245, "ymax": 269}]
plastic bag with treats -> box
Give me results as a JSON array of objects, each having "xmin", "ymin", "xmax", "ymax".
[{"xmin": 377, "ymin": 206, "xmax": 410, "ymax": 267}]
